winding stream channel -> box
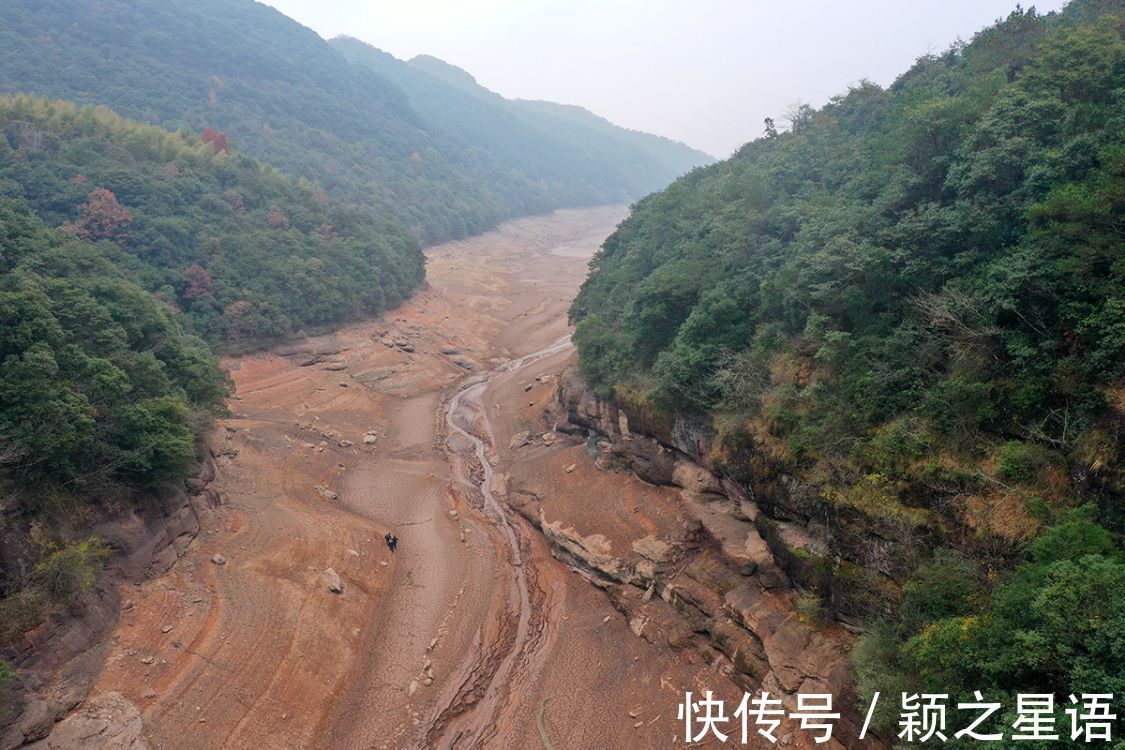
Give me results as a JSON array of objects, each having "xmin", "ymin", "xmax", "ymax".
[{"xmin": 432, "ymin": 335, "xmax": 574, "ymax": 747}]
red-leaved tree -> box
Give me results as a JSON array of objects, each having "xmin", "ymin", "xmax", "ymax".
[
  {"xmin": 183, "ymin": 264, "xmax": 214, "ymax": 300},
  {"xmin": 61, "ymin": 188, "xmax": 133, "ymax": 242},
  {"xmin": 201, "ymin": 127, "xmax": 229, "ymax": 154},
  {"xmin": 266, "ymin": 205, "xmax": 290, "ymax": 230}
]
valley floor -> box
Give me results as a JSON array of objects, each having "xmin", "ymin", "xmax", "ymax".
[{"xmin": 76, "ymin": 207, "xmax": 748, "ymax": 748}]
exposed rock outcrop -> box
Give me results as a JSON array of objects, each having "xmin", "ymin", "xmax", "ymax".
[
  {"xmin": 521, "ymin": 366, "xmax": 883, "ymax": 747},
  {"xmin": 0, "ymin": 434, "xmax": 228, "ymax": 750},
  {"xmin": 23, "ymin": 691, "xmax": 148, "ymax": 750}
]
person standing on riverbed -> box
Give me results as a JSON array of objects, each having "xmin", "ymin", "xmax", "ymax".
[{"xmin": 385, "ymin": 532, "xmax": 398, "ymax": 553}]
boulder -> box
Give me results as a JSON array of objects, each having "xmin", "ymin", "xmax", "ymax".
[{"xmin": 324, "ymin": 568, "xmax": 343, "ymax": 594}]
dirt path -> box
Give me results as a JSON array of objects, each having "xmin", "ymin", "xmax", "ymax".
[{"xmin": 86, "ymin": 206, "xmax": 739, "ymax": 749}]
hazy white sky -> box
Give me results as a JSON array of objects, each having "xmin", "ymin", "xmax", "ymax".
[{"xmin": 264, "ymin": 0, "xmax": 1069, "ymax": 157}]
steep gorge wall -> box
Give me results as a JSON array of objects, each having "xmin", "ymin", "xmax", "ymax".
[
  {"xmin": 0, "ymin": 431, "xmax": 233, "ymax": 749},
  {"xmin": 514, "ymin": 366, "xmax": 895, "ymax": 747}
]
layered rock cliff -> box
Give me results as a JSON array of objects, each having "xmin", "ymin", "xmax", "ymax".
[
  {"xmin": 504, "ymin": 366, "xmax": 889, "ymax": 747},
  {"xmin": 0, "ymin": 433, "xmax": 230, "ymax": 750}
]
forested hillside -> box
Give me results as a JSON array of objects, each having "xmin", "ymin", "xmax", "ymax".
[
  {"xmin": 0, "ymin": 191, "xmax": 228, "ymax": 645},
  {"xmin": 572, "ymin": 1, "xmax": 1124, "ymax": 735},
  {"xmin": 0, "ymin": 0, "xmax": 708, "ymax": 244},
  {"xmin": 0, "ymin": 96, "xmax": 424, "ymax": 348}
]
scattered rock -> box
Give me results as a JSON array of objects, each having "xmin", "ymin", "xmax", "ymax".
[
  {"xmin": 139, "ymin": 656, "xmax": 154, "ymax": 665},
  {"xmin": 363, "ymin": 434, "xmax": 378, "ymax": 445},
  {"xmin": 211, "ymin": 554, "xmax": 226, "ymax": 566},
  {"xmin": 541, "ymin": 432, "xmax": 557, "ymax": 446},
  {"xmin": 324, "ymin": 568, "xmax": 344, "ymax": 594},
  {"xmin": 509, "ymin": 431, "xmax": 530, "ymax": 449},
  {"xmin": 322, "ymin": 362, "xmax": 347, "ymax": 371},
  {"xmin": 347, "ymin": 549, "xmax": 359, "ymax": 557},
  {"xmin": 122, "ymin": 599, "xmax": 135, "ymax": 610},
  {"xmin": 338, "ymin": 439, "xmax": 353, "ymax": 448},
  {"xmin": 565, "ymin": 464, "xmax": 577, "ymax": 473},
  {"xmin": 314, "ymin": 485, "xmax": 338, "ymax": 501},
  {"xmin": 523, "ymin": 383, "xmax": 534, "ymax": 392},
  {"xmin": 160, "ymin": 625, "xmax": 173, "ymax": 634}
]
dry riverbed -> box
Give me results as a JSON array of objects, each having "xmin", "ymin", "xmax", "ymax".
[{"xmin": 73, "ymin": 207, "xmax": 752, "ymax": 749}]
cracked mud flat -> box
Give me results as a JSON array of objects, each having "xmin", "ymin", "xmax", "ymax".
[{"xmin": 77, "ymin": 206, "xmax": 756, "ymax": 749}]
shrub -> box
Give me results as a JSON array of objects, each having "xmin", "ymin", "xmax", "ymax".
[
  {"xmin": 795, "ymin": 589, "xmax": 824, "ymax": 624},
  {"xmin": 995, "ymin": 440, "xmax": 1036, "ymax": 482},
  {"xmin": 33, "ymin": 537, "xmax": 110, "ymax": 603}
]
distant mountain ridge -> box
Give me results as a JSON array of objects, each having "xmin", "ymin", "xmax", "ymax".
[
  {"xmin": 398, "ymin": 48, "xmax": 709, "ymax": 176},
  {"xmin": 0, "ymin": 0, "xmax": 711, "ymax": 244},
  {"xmin": 331, "ymin": 36, "xmax": 712, "ymax": 210}
]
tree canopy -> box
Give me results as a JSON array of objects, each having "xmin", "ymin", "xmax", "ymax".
[
  {"xmin": 571, "ymin": 0, "xmax": 1124, "ymax": 727},
  {"xmin": 0, "ymin": 0, "xmax": 710, "ymax": 246},
  {"xmin": 0, "ymin": 95, "xmax": 424, "ymax": 349}
]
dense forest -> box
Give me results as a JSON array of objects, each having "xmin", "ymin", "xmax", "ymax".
[
  {"xmin": 0, "ymin": 96, "xmax": 424, "ymax": 349},
  {"xmin": 572, "ymin": 1, "xmax": 1124, "ymax": 740},
  {"xmin": 0, "ymin": 0, "xmax": 709, "ymax": 245}
]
